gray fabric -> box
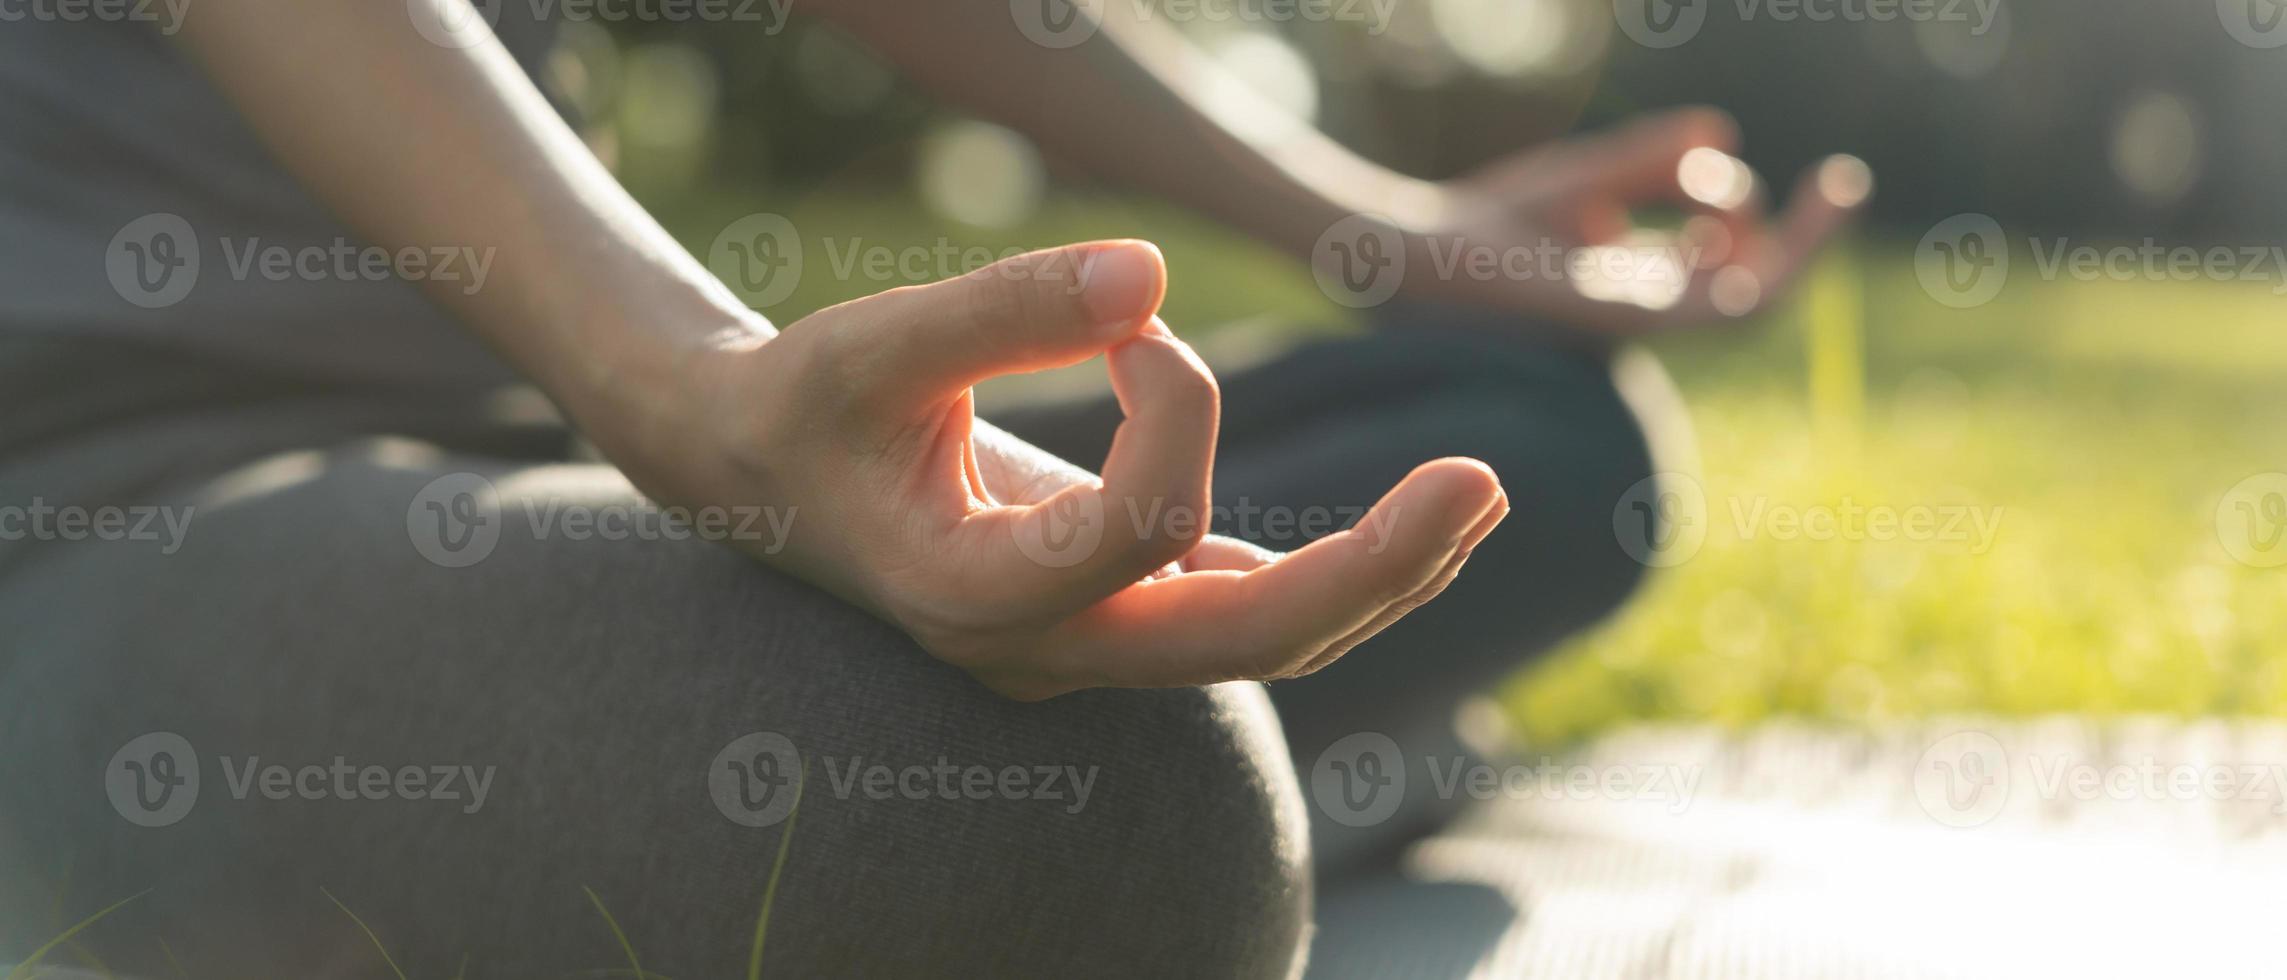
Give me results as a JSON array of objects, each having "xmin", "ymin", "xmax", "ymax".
[
  {"xmin": 0, "ymin": 14, "xmax": 554, "ymax": 390},
  {"xmin": 0, "ymin": 440, "xmax": 1313, "ymax": 978},
  {"xmin": 0, "ymin": 320, "xmax": 1653, "ymax": 976}
]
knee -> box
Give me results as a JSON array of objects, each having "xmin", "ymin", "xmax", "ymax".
[
  {"xmin": 1471, "ymin": 363, "xmax": 1655, "ymax": 622},
  {"xmin": 517, "ymin": 462, "xmax": 1319, "ymax": 978},
  {"xmin": 727, "ymin": 656, "xmax": 1313, "ymax": 978},
  {"xmin": 390, "ymin": 460, "xmax": 1313, "ymax": 977},
  {"xmin": 1018, "ymin": 682, "xmax": 1312, "ymax": 978},
  {"xmin": 1382, "ymin": 339, "xmax": 1659, "ymax": 632}
]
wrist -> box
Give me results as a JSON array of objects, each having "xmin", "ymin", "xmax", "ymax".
[
  {"xmin": 537, "ymin": 286, "xmax": 775, "ymax": 462},
  {"xmin": 1274, "ymin": 170, "xmax": 1465, "ymax": 277}
]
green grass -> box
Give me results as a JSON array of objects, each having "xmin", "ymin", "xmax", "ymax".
[
  {"xmin": 4, "ymin": 889, "xmax": 146, "ymax": 980},
  {"xmin": 1510, "ymin": 245, "xmax": 2287, "ymax": 744},
  {"xmin": 652, "ymin": 184, "xmax": 2287, "ymax": 746}
]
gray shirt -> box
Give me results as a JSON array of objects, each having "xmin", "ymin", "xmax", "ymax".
[{"xmin": 0, "ymin": 11, "xmax": 561, "ymax": 391}]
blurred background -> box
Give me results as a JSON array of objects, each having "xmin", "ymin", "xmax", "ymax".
[{"xmin": 567, "ymin": 0, "xmax": 2287, "ymax": 745}]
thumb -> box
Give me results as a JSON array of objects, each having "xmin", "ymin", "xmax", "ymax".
[{"xmin": 819, "ymin": 240, "xmax": 1166, "ymax": 421}]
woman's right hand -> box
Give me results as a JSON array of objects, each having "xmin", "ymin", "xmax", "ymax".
[{"xmin": 597, "ymin": 240, "xmax": 1509, "ymax": 700}]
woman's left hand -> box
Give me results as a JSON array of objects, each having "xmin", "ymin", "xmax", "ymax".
[{"xmin": 1396, "ymin": 107, "xmax": 1874, "ymax": 337}]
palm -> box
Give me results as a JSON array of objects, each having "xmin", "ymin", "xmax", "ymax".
[{"xmin": 1417, "ymin": 108, "xmax": 1872, "ymax": 336}]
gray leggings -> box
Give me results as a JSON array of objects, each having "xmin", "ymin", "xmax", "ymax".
[{"xmin": 0, "ymin": 308, "xmax": 1652, "ymax": 978}]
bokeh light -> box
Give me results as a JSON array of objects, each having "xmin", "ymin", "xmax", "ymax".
[
  {"xmin": 1429, "ymin": 0, "xmax": 1603, "ymax": 79},
  {"xmin": 916, "ymin": 119, "xmax": 1046, "ymax": 229},
  {"xmin": 1218, "ymin": 30, "xmax": 1320, "ymax": 123},
  {"xmin": 2110, "ymin": 90, "xmax": 2203, "ymax": 207},
  {"xmin": 1911, "ymin": 4, "xmax": 2010, "ymax": 80}
]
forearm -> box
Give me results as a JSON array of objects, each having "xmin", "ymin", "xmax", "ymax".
[
  {"xmin": 170, "ymin": 0, "xmax": 761, "ymax": 441},
  {"xmin": 814, "ymin": 1, "xmax": 1454, "ymax": 255}
]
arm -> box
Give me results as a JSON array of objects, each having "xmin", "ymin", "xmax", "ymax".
[
  {"xmin": 815, "ymin": 1, "xmax": 1871, "ymax": 335},
  {"xmin": 175, "ymin": 0, "xmax": 749, "ymax": 425},
  {"xmin": 811, "ymin": 1, "xmax": 1444, "ymax": 259},
  {"xmin": 167, "ymin": 0, "xmax": 1509, "ymax": 697}
]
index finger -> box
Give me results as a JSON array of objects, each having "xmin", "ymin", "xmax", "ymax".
[
  {"xmin": 1687, "ymin": 153, "xmax": 1875, "ymax": 324},
  {"xmin": 1033, "ymin": 458, "xmax": 1507, "ymax": 690}
]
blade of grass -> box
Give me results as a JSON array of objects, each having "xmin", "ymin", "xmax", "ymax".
[
  {"xmin": 581, "ymin": 886, "xmax": 647, "ymax": 980},
  {"xmin": 1803, "ymin": 245, "xmax": 1865, "ymax": 471},
  {"xmin": 28, "ymin": 864, "xmax": 75, "ymax": 962},
  {"xmin": 64, "ymin": 938, "xmax": 115, "ymax": 979},
  {"xmin": 745, "ymin": 764, "xmax": 805, "ymax": 980},
  {"xmin": 3, "ymin": 889, "xmax": 149, "ymax": 980},
  {"xmin": 319, "ymin": 887, "xmax": 407, "ymax": 980},
  {"xmin": 157, "ymin": 936, "xmax": 189, "ymax": 980}
]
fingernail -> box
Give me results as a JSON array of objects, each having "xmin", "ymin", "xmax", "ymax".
[
  {"xmin": 1470, "ymin": 493, "xmax": 1511, "ymax": 552},
  {"xmin": 1678, "ymin": 147, "xmax": 1755, "ymax": 211},
  {"xmin": 1454, "ymin": 489, "xmax": 1508, "ymax": 554},
  {"xmin": 1818, "ymin": 154, "xmax": 1875, "ymax": 208},
  {"xmin": 1081, "ymin": 241, "xmax": 1165, "ymax": 331}
]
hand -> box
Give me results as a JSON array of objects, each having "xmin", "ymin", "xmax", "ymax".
[
  {"xmin": 1403, "ymin": 107, "xmax": 1873, "ymax": 336},
  {"xmin": 608, "ymin": 240, "xmax": 1509, "ymax": 700}
]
